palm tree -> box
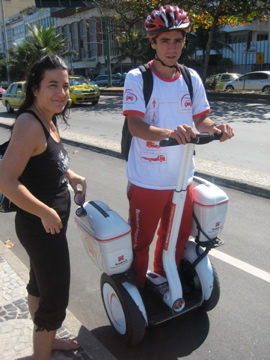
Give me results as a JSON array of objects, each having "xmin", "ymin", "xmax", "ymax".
[
  {"xmin": 8, "ymin": 22, "xmax": 77, "ymax": 81},
  {"xmin": 113, "ymin": 30, "xmax": 150, "ymax": 69}
]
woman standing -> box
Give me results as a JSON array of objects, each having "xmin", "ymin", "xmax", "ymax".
[{"xmin": 0, "ymin": 55, "xmax": 87, "ymax": 359}]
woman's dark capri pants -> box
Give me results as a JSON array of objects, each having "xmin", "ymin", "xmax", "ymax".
[{"xmin": 15, "ymin": 190, "xmax": 71, "ymax": 331}]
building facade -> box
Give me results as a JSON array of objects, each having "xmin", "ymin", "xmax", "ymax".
[
  {"xmin": 0, "ymin": 3, "xmax": 269, "ymax": 80},
  {"xmin": 194, "ymin": 19, "xmax": 270, "ymax": 75}
]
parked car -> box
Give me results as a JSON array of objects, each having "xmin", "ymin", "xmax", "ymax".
[
  {"xmin": 69, "ymin": 75, "xmax": 100, "ymax": 105},
  {"xmin": 0, "ymin": 86, "xmax": 6, "ymax": 98},
  {"xmin": 205, "ymin": 74, "xmax": 216, "ymax": 89},
  {"xmin": 92, "ymin": 74, "xmax": 122, "ymax": 87},
  {"xmin": 2, "ymin": 81, "xmax": 26, "ymax": 113},
  {"xmin": 205, "ymin": 73, "xmax": 241, "ymax": 90},
  {"xmin": 2, "ymin": 81, "xmax": 72, "ymax": 113},
  {"xmin": 223, "ymin": 71, "xmax": 270, "ymax": 92}
]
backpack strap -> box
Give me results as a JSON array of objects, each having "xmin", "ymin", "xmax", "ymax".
[
  {"xmin": 179, "ymin": 64, "xmax": 193, "ymax": 100},
  {"xmin": 138, "ymin": 63, "xmax": 153, "ymax": 107},
  {"xmin": 139, "ymin": 63, "xmax": 193, "ymax": 103}
]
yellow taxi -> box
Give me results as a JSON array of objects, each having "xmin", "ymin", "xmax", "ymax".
[
  {"xmin": 205, "ymin": 73, "xmax": 241, "ymax": 90},
  {"xmin": 69, "ymin": 75, "xmax": 100, "ymax": 105},
  {"xmin": 2, "ymin": 81, "xmax": 26, "ymax": 113}
]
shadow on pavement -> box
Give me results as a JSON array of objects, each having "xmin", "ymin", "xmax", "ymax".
[{"xmin": 92, "ymin": 311, "xmax": 210, "ymax": 360}]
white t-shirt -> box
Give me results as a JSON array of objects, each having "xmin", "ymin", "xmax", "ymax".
[{"xmin": 123, "ymin": 61, "xmax": 211, "ymax": 190}]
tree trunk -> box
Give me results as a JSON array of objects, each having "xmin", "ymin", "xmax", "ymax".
[{"xmin": 202, "ymin": 17, "xmax": 218, "ymax": 81}]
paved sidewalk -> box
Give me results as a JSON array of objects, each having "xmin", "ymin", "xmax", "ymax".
[{"xmin": 0, "ymin": 241, "xmax": 117, "ymax": 360}]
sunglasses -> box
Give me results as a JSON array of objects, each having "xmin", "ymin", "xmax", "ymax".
[{"xmin": 74, "ymin": 190, "xmax": 86, "ymax": 217}]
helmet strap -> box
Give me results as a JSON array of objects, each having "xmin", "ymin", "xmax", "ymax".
[{"xmin": 154, "ymin": 54, "xmax": 179, "ymax": 71}]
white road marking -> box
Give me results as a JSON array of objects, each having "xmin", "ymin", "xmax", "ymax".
[{"xmin": 210, "ymin": 249, "xmax": 270, "ymax": 283}]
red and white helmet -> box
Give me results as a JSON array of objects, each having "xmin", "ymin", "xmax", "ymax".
[{"xmin": 145, "ymin": 5, "xmax": 190, "ymax": 38}]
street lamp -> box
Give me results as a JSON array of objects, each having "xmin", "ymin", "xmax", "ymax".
[{"xmin": 83, "ymin": 0, "xmax": 112, "ymax": 87}]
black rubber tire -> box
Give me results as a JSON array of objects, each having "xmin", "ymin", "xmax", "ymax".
[
  {"xmin": 6, "ymin": 102, "xmax": 14, "ymax": 113},
  {"xmin": 92, "ymin": 100, "xmax": 99, "ymax": 105},
  {"xmin": 100, "ymin": 273, "xmax": 146, "ymax": 346},
  {"xmin": 226, "ymin": 85, "xmax": 234, "ymax": 91},
  {"xmin": 262, "ymin": 86, "xmax": 270, "ymax": 93},
  {"xmin": 198, "ymin": 262, "xmax": 220, "ymax": 312}
]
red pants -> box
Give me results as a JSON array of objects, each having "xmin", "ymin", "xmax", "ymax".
[{"xmin": 127, "ymin": 183, "xmax": 193, "ymax": 286}]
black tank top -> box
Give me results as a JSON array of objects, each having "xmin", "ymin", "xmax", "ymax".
[{"xmin": 19, "ymin": 110, "xmax": 70, "ymax": 202}]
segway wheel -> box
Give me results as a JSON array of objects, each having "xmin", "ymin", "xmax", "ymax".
[
  {"xmin": 199, "ymin": 262, "xmax": 220, "ymax": 312},
  {"xmin": 100, "ymin": 273, "xmax": 146, "ymax": 346}
]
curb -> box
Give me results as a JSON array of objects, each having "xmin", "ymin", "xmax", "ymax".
[
  {"xmin": 61, "ymin": 136, "xmax": 270, "ymax": 200},
  {"xmin": 0, "ymin": 121, "xmax": 269, "ymax": 199},
  {"xmin": 194, "ymin": 170, "xmax": 270, "ymax": 199},
  {"xmin": 100, "ymin": 88, "xmax": 270, "ymax": 103}
]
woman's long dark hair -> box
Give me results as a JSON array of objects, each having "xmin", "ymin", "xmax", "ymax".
[{"xmin": 17, "ymin": 54, "xmax": 70, "ymax": 125}]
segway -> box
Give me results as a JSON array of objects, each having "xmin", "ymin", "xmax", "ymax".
[{"xmin": 74, "ymin": 133, "xmax": 229, "ymax": 346}]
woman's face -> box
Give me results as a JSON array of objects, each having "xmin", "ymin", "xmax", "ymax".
[{"xmin": 33, "ymin": 68, "xmax": 69, "ymax": 114}]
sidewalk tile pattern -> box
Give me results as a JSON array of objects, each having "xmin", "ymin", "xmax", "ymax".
[{"xmin": 0, "ymin": 255, "xmax": 93, "ymax": 360}]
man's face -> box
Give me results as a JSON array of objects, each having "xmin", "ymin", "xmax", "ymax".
[{"xmin": 151, "ymin": 30, "xmax": 186, "ymax": 67}]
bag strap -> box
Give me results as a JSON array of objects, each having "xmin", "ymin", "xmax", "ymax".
[
  {"xmin": 138, "ymin": 63, "xmax": 153, "ymax": 107},
  {"xmin": 138, "ymin": 63, "xmax": 193, "ymax": 105},
  {"xmin": 179, "ymin": 64, "xmax": 193, "ymax": 100}
]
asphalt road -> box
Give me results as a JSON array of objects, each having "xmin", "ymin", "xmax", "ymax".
[
  {"xmin": 58, "ymin": 96, "xmax": 270, "ymax": 174},
  {"xmin": 0, "ymin": 127, "xmax": 269, "ymax": 360},
  {"xmin": 0, "ymin": 97, "xmax": 269, "ymax": 175}
]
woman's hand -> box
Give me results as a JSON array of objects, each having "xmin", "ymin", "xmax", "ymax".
[
  {"xmin": 41, "ymin": 207, "xmax": 63, "ymax": 234},
  {"xmin": 66, "ymin": 169, "xmax": 87, "ymax": 196}
]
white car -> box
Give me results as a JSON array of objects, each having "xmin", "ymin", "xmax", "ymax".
[{"xmin": 223, "ymin": 71, "xmax": 270, "ymax": 92}]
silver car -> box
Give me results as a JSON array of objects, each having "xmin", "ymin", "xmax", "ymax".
[
  {"xmin": 223, "ymin": 71, "xmax": 270, "ymax": 92},
  {"xmin": 92, "ymin": 74, "xmax": 121, "ymax": 87}
]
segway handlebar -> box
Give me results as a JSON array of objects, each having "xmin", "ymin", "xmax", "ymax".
[{"xmin": 159, "ymin": 132, "xmax": 221, "ymax": 147}]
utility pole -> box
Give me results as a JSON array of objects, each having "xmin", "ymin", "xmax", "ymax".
[{"xmin": 0, "ymin": 0, "xmax": 10, "ymax": 85}]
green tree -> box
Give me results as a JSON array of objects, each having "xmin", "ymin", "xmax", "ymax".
[
  {"xmin": 8, "ymin": 22, "xmax": 76, "ymax": 81},
  {"xmin": 113, "ymin": 30, "xmax": 150, "ymax": 68},
  {"xmin": 100, "ymin": 0, "xmax": 162, "ymax": 68},
  {"xmin": 184, "ymin": 0, "xmax": 270, "ymax": 79},
  {"xmin": 101, "ymin": 0, "xmax": 269, "ymax": 77}
]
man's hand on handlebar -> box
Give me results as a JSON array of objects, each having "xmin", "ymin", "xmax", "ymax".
[
  {"xmin": 169, "ymin": 124, "xmax": 197, "ymax": 145},
  {"xmin": 213, "ymin": 123, "xmax": 234, "ymax": 142}
]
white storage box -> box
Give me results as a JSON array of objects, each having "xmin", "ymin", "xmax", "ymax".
[
  {"xmin": 191, "ymin": 177, "xmax": 229, "ymax": 242},
  {"xmin": 75, "ymin": 200, "xmax": 133, "ymax": 275}
]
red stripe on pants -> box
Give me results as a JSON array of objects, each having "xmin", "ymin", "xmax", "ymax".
[{"xmin": 127, "ymin": 183, "xmax": 193, "ymax": 286}]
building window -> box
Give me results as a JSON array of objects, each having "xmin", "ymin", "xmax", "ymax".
[
  {"xmin": 79, "ymin": 20, "xmax": 87, "ymax": 59},
  {"xmin": 257, "ymin": 34, "xmax": 268, "ymax": 41},
  {"xmin": 63, "ymin": 24, "xmax": 70, "ymax": 49},
  {"xmin": 88, "ymin": 19, "xmax": 98, "ymax": 58},
  {"xmin": 228, "ymin": 34, "xmax": 249, "ymax": 44},
  {"xmin": 71, "ymin": 22, "xmax": 79, "ymax": 59}
]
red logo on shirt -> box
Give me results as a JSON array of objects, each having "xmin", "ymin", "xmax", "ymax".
[
  {"xmin": 180, "ymin": 94, "xmax": 192, "ymax": 108},
  {"xmin": 124, "ymin": 89, "xmax": 138, "ymax": 103}
]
